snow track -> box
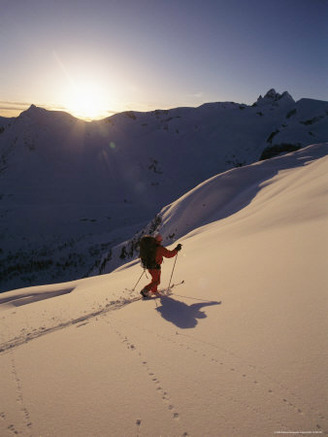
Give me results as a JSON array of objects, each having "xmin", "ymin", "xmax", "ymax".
[
  {"xmin": 0, "ymin": 293, "xmax": 145, "ymax": 354},
  {"xmin": 9, "ymin": 352, "xmax": 33, "ymax": 436},
  {"xmin": 0, "ymin": 282, "xmax": 186, "ymax": 354},
  {"xmin": 106, "ymin": 318, "xmax": 190, "ymax": 437},
  {"xmin": 107, "ymin": 315, "xmax": 327, "ymax": 436},
  {"xmin": 0, "ymin": 284, "xmax": 186, "ymax": 354}
]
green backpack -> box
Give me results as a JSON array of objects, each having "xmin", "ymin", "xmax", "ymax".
[{"xmin": 139, "ymin": 236, "xmax": 158, "ymax": 269}]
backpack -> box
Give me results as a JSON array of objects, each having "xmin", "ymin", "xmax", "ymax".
[{"xmin": 139, "ymin": 236, "xmax": 158, "ymax": 269}]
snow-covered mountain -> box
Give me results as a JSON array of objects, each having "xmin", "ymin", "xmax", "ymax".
[
  {"xmin": 92, "ymin": 142, "xmax": 328, "ymax": 274},
  {"xmin": 0, "ymin": 89, "xmax": 327, "ymax": 291},
  {"xmin": 0, "ymin": 143, "xmax": 327, "ymax": 436}
]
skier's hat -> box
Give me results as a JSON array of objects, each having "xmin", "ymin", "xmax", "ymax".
[{"xmin": 155, "ymin": 233, "xmax": 163, "ymax": 242}]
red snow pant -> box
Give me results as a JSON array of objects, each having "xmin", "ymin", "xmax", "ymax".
[{"xmin": 145, "ymin": 269, "xmax": 161, "ymax": 293}]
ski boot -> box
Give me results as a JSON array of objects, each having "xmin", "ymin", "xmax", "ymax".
[{"xmin": 140, "ymin": 288, "xmax": 150, "ymax": 299}]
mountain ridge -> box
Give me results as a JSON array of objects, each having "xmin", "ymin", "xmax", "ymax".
[
  {"xmin": 0, "ymin": 90, "xmax": 327, "ymax": 291},
  {"xmin": 92, "ymin": 142, "xmax": 328, "ymax": 275}
]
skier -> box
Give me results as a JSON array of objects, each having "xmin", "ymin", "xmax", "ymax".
[{"xmin": 140, "ymin": 234, "xmax": 182, "ymax": 298}]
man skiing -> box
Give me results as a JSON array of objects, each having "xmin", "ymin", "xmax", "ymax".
[{"xmin": 140, "ymin": 234, "xmax": 182, "ymax": 298}]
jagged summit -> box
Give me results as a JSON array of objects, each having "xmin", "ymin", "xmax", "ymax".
[
  {"xmin": 255, "ymin": 89, "xmax": 295, "ymax": 106},
  {"xmin": 265, "ymin": 89, "xmax": 281, "ymax": 99}
]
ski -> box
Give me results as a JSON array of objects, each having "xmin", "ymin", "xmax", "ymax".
[
  {"xmin": 168, "ymin": 279, "xmax": 185, "ymax": 290},
  {"xmin": 140, "ymin": 280, "xmax": 185, "ymax": 300},
  {"xmin": 140, "ymin": 290, "xmax": 172, "ymax": 300}
]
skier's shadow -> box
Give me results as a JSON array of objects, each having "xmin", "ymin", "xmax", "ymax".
[{"xmin": 155, "ymin": 294, "xmax": 221, "ymax": 329}]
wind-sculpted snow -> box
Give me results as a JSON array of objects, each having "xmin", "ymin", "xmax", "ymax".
[
  {"xmin": 97, "ymin": 143, "xmax": 328, "ymax": 274},
  {"xmin": 159, "ymin": 143, "xmax": 328, "ymax": 238}
]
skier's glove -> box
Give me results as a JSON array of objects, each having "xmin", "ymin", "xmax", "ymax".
[{"xmin": 175, "ymin": 244, "xmax": 182, "ymax": 251}]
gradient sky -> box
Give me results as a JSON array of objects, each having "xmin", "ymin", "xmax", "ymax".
[{"xmin": 1, "ymin": 0, "xmax": 327, "ymax": 119}]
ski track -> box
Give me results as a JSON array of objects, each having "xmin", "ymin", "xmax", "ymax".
[
  {"xmin": 0, "ymin": 292, "xmax": 150, "ymax": 354},
  {"xmin": 0, "ymin": 285, "xmax": 181, "ymax": 355},
  {"xmin": 109, "ymin": 317, "xmax": 327, "ymax": 436},
  {"xmin": 105, "ymin": 317, "xmax": 190, "ymax": 437}
]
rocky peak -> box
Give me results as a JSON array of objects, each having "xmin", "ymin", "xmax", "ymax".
[{"xmin": 255, "ymin": 89, "xmax": 295, "ymax": 106}]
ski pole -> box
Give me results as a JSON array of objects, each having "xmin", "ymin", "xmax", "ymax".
[
  {"xmin": 168, "ymin": 253, "xmax": 178, "ymax": 291},
  {"xmin": 132, "ymin": 269, "xmax": 146, "ymax": 291}
]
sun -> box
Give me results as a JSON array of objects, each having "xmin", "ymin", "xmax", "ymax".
[{"xmin": 64, "ymin": 81, "xmax": 110, "ymax": 120}]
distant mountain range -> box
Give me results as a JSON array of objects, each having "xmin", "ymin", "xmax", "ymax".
[{"xmin": 1, "ymin": 89, "xmax": 327, "ymax": 292}]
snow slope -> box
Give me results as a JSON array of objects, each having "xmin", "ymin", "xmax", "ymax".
[
  {"xmin": 0, "ymin": 144, "xmax": 327, "ymax": 436},
  {"xmin": 1, "ymin": 90, "xmax": 328, "ymax": 291},
  {"xmin": 95, "ymin": 142, "xmax": 328, "ymax": 274}
]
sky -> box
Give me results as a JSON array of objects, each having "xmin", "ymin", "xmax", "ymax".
[{"xmin": 0, "ymin": 0, "xmax": 327, "ymax": 120}]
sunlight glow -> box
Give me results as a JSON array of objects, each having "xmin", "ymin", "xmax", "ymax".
[{"xmin": 63, "ymin": 81, "xmax": 110, "ymax": 120}]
